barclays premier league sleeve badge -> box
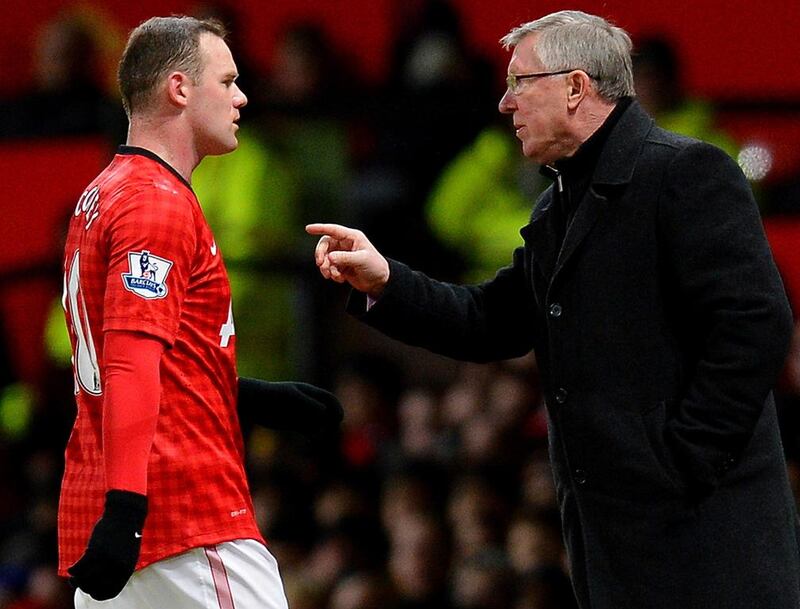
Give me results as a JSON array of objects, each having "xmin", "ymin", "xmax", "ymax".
[{"xmin": 121, "ymin": 250, "xmax": 174, "ymax": 299}]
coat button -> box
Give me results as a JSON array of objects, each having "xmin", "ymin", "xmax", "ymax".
[
  {"xmin": 549, "ymin": 303, "xmax": 563, "ymax": 318},
  {"xmin": 555, "ymin": 388, "xmax": 568, "ymax": 404},
  {"xmin": 716, "ymin": 452, "xmax": 737, "ymax": 475},
  {"xmin": 574, "ymin": 469, "xmax": 587, "ymax": 485}
]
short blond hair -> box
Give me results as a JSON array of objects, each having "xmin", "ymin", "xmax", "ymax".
[{"xmin": 118, "ymin": 15, "xmax": 227, "ymax": 116}]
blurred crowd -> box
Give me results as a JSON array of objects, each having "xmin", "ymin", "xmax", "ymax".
[{"xmin": 1, "ymin": 1, "xmax": 800, "ymax": 608}]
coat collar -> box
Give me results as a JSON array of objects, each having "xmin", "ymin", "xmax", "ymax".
[{"xmin": 591, "ymin": 99, "xmax": 654, "ymax": 187}]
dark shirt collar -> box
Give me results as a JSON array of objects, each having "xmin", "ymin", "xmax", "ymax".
[{"xmin": 541, "ymin": 96, "xmax": 633, "ymax": 182}]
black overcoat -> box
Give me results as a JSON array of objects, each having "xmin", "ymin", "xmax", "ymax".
[{"xmin": 352, "ymin": 101, "xmax": 800, "ymax": 608}]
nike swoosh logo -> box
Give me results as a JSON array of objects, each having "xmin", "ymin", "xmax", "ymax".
[
  {"xmin": 134, "ymin": 532, "xmax": 142, "ymax": 538},
  {"xmin": 210, "ymin": 241, "xmax": 218, "ymax": 256}
]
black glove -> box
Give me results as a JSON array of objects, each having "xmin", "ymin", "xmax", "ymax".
[
  {"xmin": 237, "ymin": 377, "xmax": 344, "ymax": 435},
  {"xmin": 68, "ymin": 490, "xmax": 148, "ymax": 601}
]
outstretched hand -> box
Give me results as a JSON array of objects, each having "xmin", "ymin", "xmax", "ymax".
[{"xmin": 305, "ymin": 223, "xmax": 390, "ymax": 297}]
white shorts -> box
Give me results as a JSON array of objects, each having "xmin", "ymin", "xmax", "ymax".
[{"xmin": 74, "ymin": 539, "xmax": 288, "ymax": 609}]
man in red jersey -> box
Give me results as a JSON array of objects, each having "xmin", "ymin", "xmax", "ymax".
[{"xmin": 60, "ymin": 15, "xmax": 341, "ymax": 608}]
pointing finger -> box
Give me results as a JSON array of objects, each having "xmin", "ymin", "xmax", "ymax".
[{"xmin": 306, "ymin": 223, "xmax": 357, "ymax": 241}]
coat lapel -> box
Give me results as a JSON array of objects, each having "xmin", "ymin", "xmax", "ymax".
[
  {"xmin": 550, "ymin": 101, "xmax": 656, "ymax": 283},
  {"xmin": 552, "ymin": 187, "xmax": 608, "ymax": 280},
  {"xmin": 526, "ymin": 196, "xmax": 561, "ymax": 282}
]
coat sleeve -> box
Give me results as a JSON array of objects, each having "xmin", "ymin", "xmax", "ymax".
[
  {"xmin": 346, "ymin": 246, "xmax": 538, "ymax": 363},
  {"xmin": 658, "ymin": 142, "xmax": 793, "ymax": 491}
]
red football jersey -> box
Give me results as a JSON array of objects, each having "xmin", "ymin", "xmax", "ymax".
[{"xmin": 58, "ymin": 147, "xmax": 263, "ymax": 575}]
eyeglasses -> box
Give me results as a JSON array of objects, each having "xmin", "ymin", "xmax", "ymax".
[{"xmin": 505, "ymin": 69, "xmax": 592, "ymax": 94}]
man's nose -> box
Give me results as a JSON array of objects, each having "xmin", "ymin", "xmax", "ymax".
[
  {"xmin": 498, "ymin": 89, "xmax": 515, "ymax": 114},
  {"xmin": 235, "ymin": 85, "xmax": 248, "ymax": 108}
]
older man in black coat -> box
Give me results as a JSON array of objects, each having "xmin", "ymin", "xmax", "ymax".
[{"xmin": 307, "ymin": 10, "xmax": 799, "ymax": 609}]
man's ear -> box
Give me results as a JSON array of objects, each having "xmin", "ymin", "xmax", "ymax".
[
  {"xmin": 166, "ymin": 71, "xmax": 191, "ymax": 109},
  {"xmin": 566, "ymin": 71, "xmax": 591, "ymax": 111}
]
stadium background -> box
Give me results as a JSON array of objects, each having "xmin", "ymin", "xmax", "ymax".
[{"xmin": 0, "ymin": 1, "xmax": 799, "ymax": 608}]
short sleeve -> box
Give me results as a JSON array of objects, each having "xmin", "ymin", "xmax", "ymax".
[{"xmin": 102, "ymin": 186, "xmax": 198, "ymax": 345}]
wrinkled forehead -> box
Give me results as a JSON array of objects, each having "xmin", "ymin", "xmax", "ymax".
[{"xmin": 508, "ymin": 33, "xmax": 544, "ymax": 72}]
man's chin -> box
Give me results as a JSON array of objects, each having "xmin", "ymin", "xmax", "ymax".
[
  {"xmin": 207, "ymin": 139, "xmax": 239, "ymax": 157},
  {"xmin": 521, "ymin": 142, "xmax": 540, "ymax": 162}
]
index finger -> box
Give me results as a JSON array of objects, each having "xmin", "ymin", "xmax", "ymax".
[{"xmin": 306, "ymin": 223, "xmax": 355, "ymax": 240}]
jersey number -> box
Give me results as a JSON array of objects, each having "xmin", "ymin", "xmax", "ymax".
[{"xmin": 64, "ymin": 250, "xmax": 102, "ymax": 395}]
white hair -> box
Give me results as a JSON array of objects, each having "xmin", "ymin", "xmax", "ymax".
[{"xmin": 500, "ymin": 10, "xmax": 635, "ymax": 102}]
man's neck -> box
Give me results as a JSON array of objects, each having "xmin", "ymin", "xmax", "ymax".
[
  {"xmin": 571, "ymin": 101, "xmax": 617, "ymax": 154},
  {"xmin": 556, "ymin": 97, "xmax": 632, "ymax": 170},
  {"xmin": 126, "ymin": 116, "xmax": 200, "ymax": 183}
]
